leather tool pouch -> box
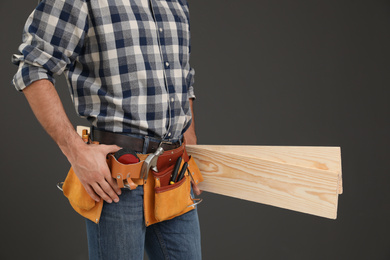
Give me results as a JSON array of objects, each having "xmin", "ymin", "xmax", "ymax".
[
  {"xmin": 153, "ymin": 161, "xmax": 193, "ymax": 222},
  {"xmin": 62, "ymin": 167, "xmax": 104, "ymax": 223},
  {"xmin": 143, "ymin": 147, "xmax": 204, "ymax": 226},
  {"xmin": 61, "ymin": 154, "xmax": 144, "ymax": 224},
  {"xmin": 60, "ymin": 145, "xmax": 203, "ymax": 225},
  {"xmin": 106, "ymin": 154, "xmax": 145, "ymax": 190}
]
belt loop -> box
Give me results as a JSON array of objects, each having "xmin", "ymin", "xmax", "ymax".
[{"xmin": 143, "ymin": 136, "xmax": 150, "ymax": 154}]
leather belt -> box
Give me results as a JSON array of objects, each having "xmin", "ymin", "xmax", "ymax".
[{"xmin": 92, "ymin": 129, "xmax": 181, "ymax": 154}]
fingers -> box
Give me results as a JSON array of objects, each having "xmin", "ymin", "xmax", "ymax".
[
  {"xmin": 84, "ymin": 184, "xmax": 101, "ymax": 203},
  {"xmin": 77, "ymin": 156, "xmax": 121, "ymax": 203},
  {"xmin": 91, "ymin": 181, "xmax": 119, "ymax": 204},
  {"xmin": 194, "ymin": 186, "xmax": 202, "ymax": 196},
  {"xmin": 100, "ymin": 145, "xmax": 122, "ymax": 197},
  {"xmin": 104, "ymin": 170, "xmax": 122, "ymax": 196},
  {"xmin": 83, "ymin": 177, "xmax": 120, "ymax": 204},
  {"xmin": 82, "ymin": 178, "xmax": 120, "ymax": 204},
  {"xmin": 191, "ymin": 181, "xmax": 202, "ymax": 196},
  {"xmin": 93, "ymin": 165, "xmax": 121, "ymax": 203}
]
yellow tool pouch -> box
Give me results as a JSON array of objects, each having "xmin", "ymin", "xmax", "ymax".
[
  {"xmin": 62, "ymin": 167, "xmax": 104, "ymax": 223},
  {"xmin": 154, "ymin": 169, "xmax": 193, "ymax": 222},
  {"xmin": 143, "ymin": 148, "xmax": 204, "ymax": 226}
]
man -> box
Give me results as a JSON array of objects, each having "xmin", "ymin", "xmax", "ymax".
[{"xmin": 12, "ymin": 0, "xmax": 201, "ymax": 259}]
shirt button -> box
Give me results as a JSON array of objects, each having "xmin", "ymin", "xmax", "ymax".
[
  {"xmin": 170, "ymin": 97, "xmax": 174, "ymax": 102},
  {"xmin": 168, "ymin": 132, "xmax": 172, "ymax": 137},
  {"xmin": 165, "ymin": 61, "xmax": 169, "ymax": 67},
  {"xmin": 159, "ymin": 28, "xmax": 163, "ymax": 32}
]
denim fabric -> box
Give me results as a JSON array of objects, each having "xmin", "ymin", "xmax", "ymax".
[{"xmin": 85, "ymin": 186, "xmax": 201, "ymax": 260}]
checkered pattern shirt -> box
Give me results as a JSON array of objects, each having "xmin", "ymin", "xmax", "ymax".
[{"xmin": 12, "ymin": 0, "xmax": 195, "ymax": 140}]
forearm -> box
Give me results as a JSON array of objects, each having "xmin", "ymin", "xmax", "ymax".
[
  {"xmin": 184, "ymin": 99, "xmax": 197, "ymax": 145},
  {"xmin": 22, "ymin": 79, "xmax": 85, "ymax": 162}
]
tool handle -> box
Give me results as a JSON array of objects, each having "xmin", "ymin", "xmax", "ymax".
[
  {"xmin": 170, "ymin": 157, "xmax": 182, "ymax": 184},
  {"xmin": 176, "ymin": 162, "xmax": 188, "ymax": 182}
]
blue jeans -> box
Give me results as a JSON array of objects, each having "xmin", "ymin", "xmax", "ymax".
[{"xmin": 85, "ymin": 186, "xmax": 202, "ymax": 260}]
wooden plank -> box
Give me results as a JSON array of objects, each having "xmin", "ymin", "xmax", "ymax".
[
  {"xmin": 188, "ymin": 145, "xmax": 343, "ymax": 194},
  {"xmin": 186, "ymin": 145, "xmax": 341, "ymax": 219}
]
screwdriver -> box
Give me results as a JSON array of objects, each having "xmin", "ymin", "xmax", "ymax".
[
  {"xmin": 176, "ymin": 162, "xmax": 188, "ymax": 182},
  {"xmin": 170, "ymin": 157, "xmax": 182, "ymax": 185}
]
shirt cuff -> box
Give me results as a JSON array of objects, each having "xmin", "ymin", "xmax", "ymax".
[
  {"xmin": 188, "ymin": 85, "xmax": 196, "ymax": 99},
  {"xmin": 12, "ymin": 59, "xmax": 55, "ymax": 92}
]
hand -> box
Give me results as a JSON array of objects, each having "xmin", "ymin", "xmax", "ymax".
[
  {"xmin": 70, "ymin": 143, "xmax": 122, "ymax": 203},
  {"xmin": 191, "ymin": 181, "xmax": 202, "ymax": 196}
]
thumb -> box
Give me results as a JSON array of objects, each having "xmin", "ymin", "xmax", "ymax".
[{"xmin": 101, "ymin": 144, "xmax": 122, "ymax": 154}]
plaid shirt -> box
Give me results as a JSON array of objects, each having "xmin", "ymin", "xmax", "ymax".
[{"xmin": 12, "ymin": 0, "xmax": 195, "ymax": 140}]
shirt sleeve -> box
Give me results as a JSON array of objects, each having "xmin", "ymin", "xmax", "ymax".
[
  {"xmin": 12, "ymin": 0, "xmax": 89, "ymax": 91},
  {"xmin": 187, "ymin": 67, "xmax": 195, "ymax": 99}
]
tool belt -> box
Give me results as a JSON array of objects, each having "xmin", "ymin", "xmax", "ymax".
[{"xmin": 60, "ymin": 129, "xmax": 204, "ymax": 226}]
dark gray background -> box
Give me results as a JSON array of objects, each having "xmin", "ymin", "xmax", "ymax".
[{"xmin": 1, "ymin": 0, "xmax": 389, "ymax": 259}]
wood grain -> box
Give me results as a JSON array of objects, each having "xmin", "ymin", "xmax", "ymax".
[
  {"xmin": 188, "ymin": 145, "xmax": 343, "ymax": 194},
  {"xmin": 186, "ymin": 145, "xmax": 341, "ymax": 219}
]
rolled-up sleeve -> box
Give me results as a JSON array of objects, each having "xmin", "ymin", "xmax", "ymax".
[
  {"xmin": 12, "ymin": 0, "xmax": 89, "ymax": 91},
  {"xmin": 187, "ymin": 67, "xmax": 195, "ymax": 99}
]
